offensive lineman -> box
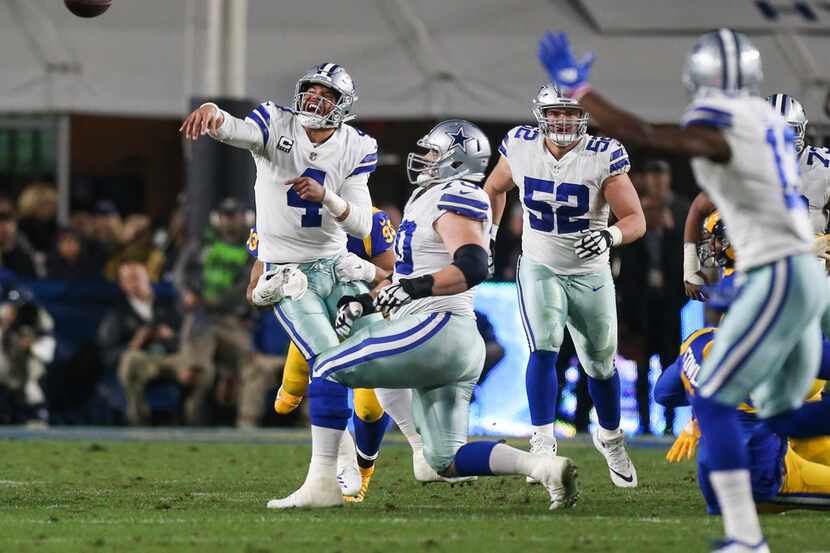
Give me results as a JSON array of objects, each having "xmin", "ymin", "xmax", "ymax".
[
  {"xmin": 537, "ymin": 29, "xmax": 830, "ymax": 552},
  {"xmin": 267, "ymin": 119, "xmax": 578, "ymax": 510},
  {"xmin": 483, "ymin": 84, "xmax": 645, "ymax": 488}
]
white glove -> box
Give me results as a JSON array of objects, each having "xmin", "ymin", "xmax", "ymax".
[
  {"xmin": 252, "ymin": 266, "xmax": 308, "ymax": 306},
  {"xmin": 375, "ymin": 283, "xmax": 413, "ymax": 317},
  {"xmin": 574, "ymin": 229, "xmax": 613, "ymax": 259},
  {"xmin": 334, "ymin": 294, "xmax": 374, "ymax": 338},
  {"xmin": 335, "ymin": 252, "xmax": 376, "ymax": 283}
]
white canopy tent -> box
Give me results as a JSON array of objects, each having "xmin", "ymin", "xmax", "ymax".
[{"xmin": 2, "ymin": 0, "xmax": 830, "ymax": 124}]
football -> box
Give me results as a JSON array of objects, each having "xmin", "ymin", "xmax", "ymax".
[{"xmin": 64, "ymin": 0, "xmax": 112, "ymax": 18}]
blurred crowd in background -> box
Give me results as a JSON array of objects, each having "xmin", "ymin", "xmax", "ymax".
[{"xmin": 0, "ymin": 157, "xmax": 690, "ymax": 435}]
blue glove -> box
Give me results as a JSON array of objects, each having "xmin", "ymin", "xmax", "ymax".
[
  {"xmin": 538, "ymin": 31, "xmax": 595, "ymax": 97},
  {"xmin": 703, "ymin": 273, "xmax": 743, "ymax": 313}
]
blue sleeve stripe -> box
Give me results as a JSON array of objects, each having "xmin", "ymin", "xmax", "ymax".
[
  {"xmin": 692, "ymin": 106, "xmax": 732, "ymax": 119},
  {"xmin": 437, "ymin": 204, "xmax": 488, "ymax": 221},
  {"xmin": 610, "ymin": 148, "xmax": 625, "ymax": 161},
  {"xmin": 683, "ymin": 117, "xmax": 732, "ymax": 129},
  {"xmin": 439, "ymin": 193, "xmax": 489, "ymax": 211},
  {"xmin": 348, "ymin": 163, "xmax": 377, "ymax": 177},
  {"xmin": 360, "ymin": 152, "xmax": 378, "ymax": 163},
  {"xmin": 255, "ymin": 104, "xmax": 270, "ymax": 123},
  {"xmin": 609, "ymin": 158, "xmax": 630, "ymax": 173},
  {"xmin": 247, "ymin": 111, "xmax": 270, "ymax": 145},
  {"xmin": 498, "ymin": 143, "xmax": 508, "ymax": 156}
]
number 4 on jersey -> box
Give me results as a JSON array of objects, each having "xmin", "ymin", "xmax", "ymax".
[{"xmin": 287, "ymin": 168, "xmax": 326, "ymax": 227}]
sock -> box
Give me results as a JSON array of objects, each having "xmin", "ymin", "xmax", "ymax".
[
  {"xmin": 587, "ymin": 371, "xmax": 621, "ymax": 431},
  {"xmin": 353, "ymin": 412, "xmax": 390, "ymax": 466},
  {"xmin": 307, "ymin": 378, "xmax": 350, "ymax": 430},
  {"xmin": 764, "ymin": 398, "xmax": 830, "ymax": 438},
  {"xmin": 693, "ymin": 395, "xmax": 748, "ymax": 470},
  {"xmin": 337, "ymin": 428, "xmax": 357, "ymax": 467},
  {"xmin": 374, "ymin": 388, "xmax": 423, "ymax": 451},
  {"xmin": 692, "ymin": 395, "xmax": 759, "ymax": 543},
  {"xmin": 709, "ymin": 470, "xmax": 764, "ymax": 545},
  {"xmin": 526, "ymin": 350, "xmax": 559, "ymax": 426},
  {"xmin": 454, "ymin": 442, "xmax": 540, "ymax": 477},
  {"xmin": 532, "ymin": 423, "xmax": 555, "ymax": 437},
  {"xmin": 308, "ymin": 425, "xmax": 343, "ymax": 480}
]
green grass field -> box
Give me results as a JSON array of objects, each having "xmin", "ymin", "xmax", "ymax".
[{"xmin": 0, "ymin": 432, "xmax": 824, "ymax": 553}]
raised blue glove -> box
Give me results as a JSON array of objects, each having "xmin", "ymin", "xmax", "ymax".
[{"xmin": 538, "ymin": 31, "xmax": 595, "ymax": 98}]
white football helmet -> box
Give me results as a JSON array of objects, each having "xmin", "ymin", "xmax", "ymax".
[
  {"xmin": 682, "ymin": 28, "xmax": 763, "ymax": 97},
  {"xmin": 293, "ymin": 63, "xmax": 358, "ymax": 129},
  {"xmin": 532, "ymin": 83, "xmax": 589, "ymax": 147},
  {"xmin": 767, "ymin": 93, "xmax": 808, "ymax": 153}
]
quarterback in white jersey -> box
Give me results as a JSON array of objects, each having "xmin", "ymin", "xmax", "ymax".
[
  {"xmin": 539, "ymin": 28, "xmax": 830, "ymax": 552},
  {"xmin": 484, "ymin": 84, "xmax": 645, "ymax": 489},
  {"xmin": 267, "ymin": 120, "xmax": 577, "ymax": 511},
  {"xmin": 182, "ymin": 63, "xmax": 388, "ymax": 508}
]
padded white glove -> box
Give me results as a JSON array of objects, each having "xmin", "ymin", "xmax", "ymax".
[
  {"xmin": 335, "ymin": 300, "xmax": 364, "ymax": 338},
  {"xmin": 375, "ymin": 283, "xmax": 413, "ymax": 317},
  {"xmin": 335, "ymin": 252, "xmax": 376, "ymax": 283},
  {"xmin": 252, "ymin": 265, "xmax": 308, "ymax": 306},
  {"xmin": 574, "ymin": 229, "xmax": 612, "ymax": 259}
]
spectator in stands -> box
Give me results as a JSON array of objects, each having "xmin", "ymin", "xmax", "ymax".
[
  {"xmin": 98, "ymin": 261, "xmax": 182, "ymax": 425},
  {"xmin": 16, "ymin": 182, "xmax": 58, "ymax": 256},
  {"xmin": 176, "ymin": 198, "xmax": 264, "ymax": 427},
  {"xmin": 493, "ymin": 203, "xmax": 524, "ymax": 281},
  {"xmin": 91, "ymin": 200, "xmax": 123, "ymax": 260},
  {"xmin": 614, "ymin": 184, "xmax": 686, "ymax": 435},
  {"xmin": 148, "ymin": 202, "xmax": 187, "ymax": 284},
  {"xmin": 0, "ymin": 284, "xmax": 55, "ymax": 424},
  {"xmin": 0, "ymin": 201, "xmax": 41, "ymax": 279},
  {"xmin": 46, "ymin": 227, "xmax": 98, "ymax": 280}
]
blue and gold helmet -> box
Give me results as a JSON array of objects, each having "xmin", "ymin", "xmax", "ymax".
[
  {"xmin": 682, "ymin": 29, "xmax": 763, "ymax": 97},
  {"xmin": 292, "ymin": 63, "xmax": 358, "ymax": 129},
  {"xmin": 699, "ymin": 210, "xmax": 735, "ymax": 269}
]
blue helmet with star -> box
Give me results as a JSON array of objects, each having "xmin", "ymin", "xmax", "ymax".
[{"xmin": 406, "ymin": 119, "xmax": 491, "ymax": 188}]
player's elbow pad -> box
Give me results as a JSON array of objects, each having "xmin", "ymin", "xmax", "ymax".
[{"xmin": 452, "ymin": 244, "xmax": 489, "ymax": 288}]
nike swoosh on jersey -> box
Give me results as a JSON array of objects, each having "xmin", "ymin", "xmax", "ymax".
[{"xmin": 591, "ymin": 285, "xmax": 604, "ymax": 292}]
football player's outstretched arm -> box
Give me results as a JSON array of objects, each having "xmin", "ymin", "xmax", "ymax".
[
  {"xmin": 180, "ymin": 103, "xmax": 263, "ymax": 151},
  {"xmin": 483, "ymin": 157, "xmax": 515, "ymax": 228},
  {"xmin": 246, "ymin": 260, "xmax": 264, "ymax": 306},
  {"xmin": 579, "ymin": 91, "xmax": 731, "ymax": 162},
  {"xmin": 537, "ymin": 31, "xmax": 731, "ymax": 163},
  {"xmin": 603, "ymin": 173, "xmax": 645, "ymax": 245},
  {"xmin": 683, "ymin": 192, "xmax": 716, "ymax": 301}
]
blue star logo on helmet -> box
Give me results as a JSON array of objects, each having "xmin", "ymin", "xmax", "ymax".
[{"xmin": 447, "ymin": 127, "xmax": 471, "ymax": 152}]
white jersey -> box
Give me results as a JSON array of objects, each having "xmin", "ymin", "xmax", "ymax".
[
  {"xmin": 682, "ymin": 93, "xmax": 813, "ymax": 271},
  {"xmin": 212, "ymin": 101, "xmax": 377, "ymax": 263},
  {"xmin": 392, "ymin": 180, "xmax": 491, "ymax": 319},
  {"xmin": 500, "ymin": 127, "xmax": 630, "ymax": 275},
  {"xmin": 799, "ymin": 145, "xmax": 830, "ymax": 235}
]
